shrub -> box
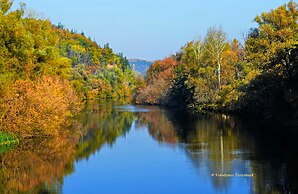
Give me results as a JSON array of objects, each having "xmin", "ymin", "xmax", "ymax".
[{"xmin": 0, "ymin": 76, "xmax": 82, "ymax": 137}]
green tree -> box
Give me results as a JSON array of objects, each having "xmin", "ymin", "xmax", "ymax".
[{"xmin": 117, "ymin": 52, "xmax": 130, "ymax": 71}]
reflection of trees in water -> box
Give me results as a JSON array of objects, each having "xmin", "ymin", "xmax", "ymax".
[
  {"xmin": 245, "ymin": 126, "xmax": 298, "ymax": 194},
  {"xmin": 0, "ymin": 101, "xmax": 135, "ymax": 193},
  {"xmin": 1, "ymin": 102, "xmax": 297, "ymax": 193},
  {"xmin": 0, "ymin": 135, "xmax": 76, "ymax": 194},
  {"xmin": 136, "ymin": 109, "xmax": 179, "ymax": 144},
  {"xmin": 183, "ymin": 115, "xmax": 245, "ymax": 191},
  {"xmin": 137, "ymin": 110, "xmax": 247, "ymax": 191},
  {"xmin": 137, "ymin": 108, "xmax": 298, "ymax": 194},
  {"xmin": 74, "ymin": 102, "xmax": 135, "ymax": 160}
]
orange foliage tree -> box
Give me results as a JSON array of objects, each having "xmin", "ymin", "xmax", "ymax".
[
  {"xmin": 134, "ymin": 57, "xmax": 178, "ymax": 105},
  {"xmin": 0, "ymin": 76, "xmax": 81, "ymax": 137}
]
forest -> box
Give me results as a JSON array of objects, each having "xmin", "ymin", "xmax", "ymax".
[
  {"xmin": 0, "ymin": 0, "xmax": 141, "ymax": 140},
  {"xmin": 0, "ymin": 0, "xmax": 297, "ymax": 143},
  {"xmin": 134, "ymin": 1, "xmax": 298, "ymax": 125}
]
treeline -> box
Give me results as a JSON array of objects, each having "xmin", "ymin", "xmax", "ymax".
[
  {"xmin": 0, "ymin": 0, "xmax": 139, "ymax": 137},
  {"xmin": 135, "ymin": 1, "xmax": 298, "ymax": 123}
]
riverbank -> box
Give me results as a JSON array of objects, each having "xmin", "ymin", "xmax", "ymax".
[{"xmin": 133, "ymin": 2, "xmax": 298, "ymax": 127}]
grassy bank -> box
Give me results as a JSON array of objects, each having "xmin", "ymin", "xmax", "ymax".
[
  {"xmin": 0, "ymin": 131, "xmax": 19, "ymax": 146},
  {"xmin": 0, "ymin": 131, "xmax": 19, "ymax": 154}
]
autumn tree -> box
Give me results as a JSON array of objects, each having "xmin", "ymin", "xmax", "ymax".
[
  {"xmin": 134, "ymin": 57, "xmax": 178, "ymax": 105},
  {"xmin": 204, "ymin": 27, "xmax": 228, "ymax": 90},
  {"xmin": 167, "ymin": 30, "xmax": 243, "ymax": 111},
  {"xmin": 179, "ymin": 40, "xmax": 218, "ymax": 109},
  {"xmin": 0, "ymin": 76, "xmax": 81, "ymax": 137},
  {"xmin": 238, "ymin": 1, "xmax": 298, "ymax": 119},
  {"xmin": 246, "ymin": 1, "xmax": 298, "ymax": 74},
  {"xmin": 0, "ymin": 0, "xmax": 12, "ymax": 14}
]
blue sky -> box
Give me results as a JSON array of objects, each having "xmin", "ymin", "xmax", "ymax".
[{"xmin": 13, "ymin": 0, "xmax": 290, "ymax": 60}]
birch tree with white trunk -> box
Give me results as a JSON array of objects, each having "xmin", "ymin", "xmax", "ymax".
[{"xmin": 204, "ymin": 27, "xmax": 228, "ymax": 90}]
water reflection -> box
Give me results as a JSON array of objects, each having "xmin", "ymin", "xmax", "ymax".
[
  {"xmin": 0, "ymin": 103, "xmax": 297, "ymax": 193},
  {"xmin": 0, "ymin": 135, "xmax": 76, "ymax": 193},
  {"xmin": 136, "ymin": 108, "xmax": 298, "ymax": 194},
  {"xmin": 136, "ymin": 110, "xmax": 251, "ymax": 192},
  {"xmin": 74, "ymin": 102, "xmax": 135, "ymax": 160},
  {"xmin": 0, "ymin": 102, "xmax": 135, "ymax": 193}
]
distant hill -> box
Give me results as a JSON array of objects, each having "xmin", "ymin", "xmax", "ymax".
[{"xmin": 128, "ymin": 59, "xmax": 153, "ymax": 75}]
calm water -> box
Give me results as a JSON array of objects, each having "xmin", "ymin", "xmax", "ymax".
[{"xmin": 0, "ymin": 102, "xmax": 298, "ymax": 194}]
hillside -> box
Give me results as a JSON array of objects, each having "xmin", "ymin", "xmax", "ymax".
[{"xmin": 128, "ymin": 59, "xmax": 153, "ymax": 75}]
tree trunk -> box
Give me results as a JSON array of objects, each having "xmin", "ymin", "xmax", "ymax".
[{"xmin": 218, "ymin": 61, "xmax": 221, "ymax": 90}]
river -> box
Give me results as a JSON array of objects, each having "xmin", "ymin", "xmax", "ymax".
[{"xmin": 0, "ymin": 102, "xmax": 297, "ymax": 194}]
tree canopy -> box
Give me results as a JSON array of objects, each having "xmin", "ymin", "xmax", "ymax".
[
  {"xmin": 135, "ymin": 1, "xmax": 298, "ymax": 123},
  {"xmin": 0, "ymin": 0, "xmax": 139, "ymax": 137}
]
